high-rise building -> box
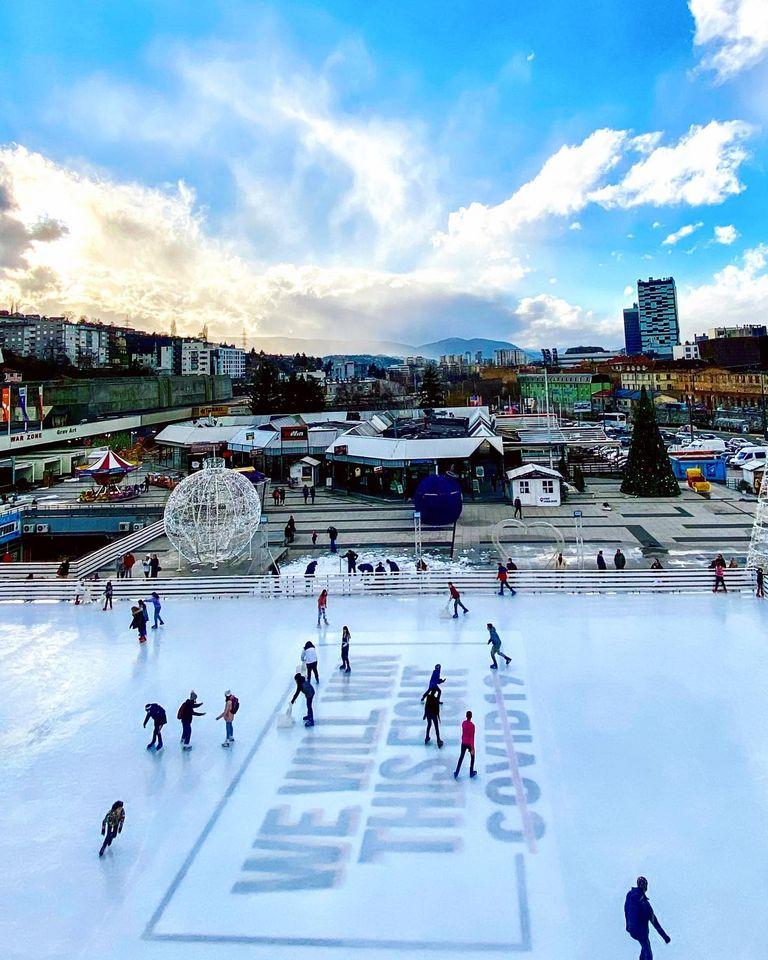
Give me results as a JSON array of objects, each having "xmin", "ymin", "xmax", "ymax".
[
  {"xmin": 636, "ymin": 277, "xmax": 679, "ymax": 357},
  {"xmin": 623, "ymin": 303, "xmax": 642, "ymax": 355}
]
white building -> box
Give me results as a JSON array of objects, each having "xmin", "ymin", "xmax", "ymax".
[
  {"xmin": 506, "ymin": 463, "xmax": 563, "ymax": 506},
  {"xmin": 494, "ymin": 348, "xmax": 528, "ymax": 367},
  {"xmin": 181, "ymin": 341, "xmax": 246, "ymax": 378},
  {"xmin": 672, "ymin": 342, "xmax": 700, "ymax": 361}
]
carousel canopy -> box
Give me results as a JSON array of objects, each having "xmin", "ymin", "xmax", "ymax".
[{"xmin": 79, "ymin": 450, "xmax": 138, "ymax": 477}]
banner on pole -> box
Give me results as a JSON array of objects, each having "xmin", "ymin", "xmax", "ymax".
[
  {"xmin": 36, "ymin": 385, "xmax": 44, "ymax": 422},
  {"xmin": 0, "ymin": 387, "xmax": 9, "ymax": 423},
  {"xmin": 18, "ymin": 387, "xmax": 29, "ymax": 430}
]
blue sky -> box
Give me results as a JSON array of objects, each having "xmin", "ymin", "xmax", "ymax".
[{"xmin": 0, "ymin": 0, "xmax": 767, "ymax": 349}]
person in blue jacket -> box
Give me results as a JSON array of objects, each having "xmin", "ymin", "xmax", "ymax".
[
  {"xmin": 147, "ymin": 592, "xmax": 164, "ymax": 629},
  {"xmin": 428, "ymin": 664, "xmax": 445, "ymax": 690},
  {"xmin": 624, "ymin": 876, "xmax": 670, "ymax": 959}
]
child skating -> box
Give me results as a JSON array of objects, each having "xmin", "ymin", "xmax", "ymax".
[
  {"xmin": 147, "ymin": 591, "xmax": 164, "ymax": 629},
  {"xmin": 216, "ymin": 690, "xmax": 239, "ymax": 746},
  {"xmin": 99, "ymin": 800, "xmax": 125, "ymax": 857},
  {"xmin": 487, "ymin": 623, "xmax": 511, "ymax": 668}
]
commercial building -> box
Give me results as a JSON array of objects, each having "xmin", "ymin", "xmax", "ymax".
[
  {"xmin": 558, "ymin": 346, "xmax": 616, "ymax": 368},
  {"xmin": 673, "ymin": 342, "xmax": 701, "ymax": 361},
  {"xmin": 622, "ymin": 304, "xmax": 642, "ymax": 356},
  {"xmin": 494, "ymin": 348, "xmax": 528, "ymax": 367},
  {"xmin": 517, "ymin": 372, "xmax": 611, "ymax": 415},
  {"xmin": 636, "ymin": 277, "xmax": 680, "ymax": 357}
]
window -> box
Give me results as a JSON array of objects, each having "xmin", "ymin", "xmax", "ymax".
[
  {"xmin": 518, "ymin": 480, "xmax": 530, "ymax": 493},
  {"xmin": 542, "ymin": 480, "xmax": 555, "ymax": 494}
]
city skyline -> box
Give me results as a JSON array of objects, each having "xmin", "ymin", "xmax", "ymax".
[{"xmin": 0, "ymin": 1, "xmax": 767, "ymax": 350}]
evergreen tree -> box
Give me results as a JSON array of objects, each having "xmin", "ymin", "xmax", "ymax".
[
  {"xmin": 556, "ymin": 453, "xmax": 568, "ymax": 480},
  {"xmin": 621, "ymin": 387, "xmax": 680, "ymax": 497},
  {"xmin": 572, "ymin": 465, "xmax": 585, "ymax": 492},
  {"xmin": 419, "ymin": 365, "xmax": 446, "ymax": 407},
  {"xmin": 249, "ymin": 357, "xmax": 281, "ymax": 414}
]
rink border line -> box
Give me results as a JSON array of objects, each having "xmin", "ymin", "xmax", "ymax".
[{"xmin": 144, "ymin": 667, "xmax": 533, "ymax": 952}]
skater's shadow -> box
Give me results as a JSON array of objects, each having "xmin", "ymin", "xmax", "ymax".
[{"xmin": 131, "ymin": 643, "xmax": 148, "ymax": 678}]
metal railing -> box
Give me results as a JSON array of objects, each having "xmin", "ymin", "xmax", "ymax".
[{"xmin": 0, "ymin": 566, "xmax": 756, "ymax": 602}]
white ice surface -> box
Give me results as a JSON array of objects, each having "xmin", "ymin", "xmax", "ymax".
[{"xmin": 1, "ymin": 591, "xmax": 768, "ymax": 960}]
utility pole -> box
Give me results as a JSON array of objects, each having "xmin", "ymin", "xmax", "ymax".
[{"xmin": 687, "ymin": 369, "xmax": 695, "ymax": 442}]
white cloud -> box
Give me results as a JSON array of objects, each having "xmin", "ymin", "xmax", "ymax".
[
  {"xmin": 623, "ymin": 285, "xmax": 634, "ymax": 297},
  {"xmin": 652, "ymin": 221, "xmax": 662, "ymax": 228},
  {"xmin": 591, "ymin": 121, "xmax": 752, "ymax": 208},
  {"xmin": 569, "ymin": 221, "xmax": 582, "ymax": 230},
  {"xmin": 714, "ymin": 224, "xmax": 739, "ymax": 244},
  {"xmin": 511, "ymin": 293, "xmax": 621, "ymax": 348},
  {"xmin": 526, "ymin": 52, "xmax": 536, "ymax": 62},
  {"xmin": 680, "ymin": 245, "xmax": 768, "ymax": 338},
  {"xmin": 689, "ymin": 0, "xmax": 768, "ymax": 82},
  {"xmin": 662, "ymin": 221, "xmax": 704, "ymax": 245}
]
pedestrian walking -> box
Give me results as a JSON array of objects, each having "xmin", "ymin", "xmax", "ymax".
[
  {"xmin": 130, "ymin": 604, "xmax": 147, "ymax": 643},
  {"xmin": 340, "ymin": 626, "xmax": 351, "ymax": 672},
  {"xmin": 487, "ymin": 623, "xmax": 511, "ymax": 669},
  {"xmin": 149, "ymin": 554, "xmax": 161, "ymax": 578},
  {"xmin": 99, "ymin": 801, "xmax": 125, "ymax": 857},
  {"xmin": 148, "ymin": 591, "xmax": 164, "ymax": 628},
  {"xmin": 421, "ymin": 685, "xmax": 443, "ymax": 747},
  {"xmin": 302, "ymin": 641, "xmax": 319, "ymax": 683},
  {"xmin": 310, "ymin": 485, "xmax": 316, "ymax": 504},
  {"xmin": 280, "ymin": 487, "xmax": 286, "ymax": 505},
  {"xmin": 317, "ymin": 589, "xmax": 329, "ymax": 626},
  {"xmin": 448, "ymin": 581, "xmax": 468, "ymax": 618},
  {"xmin": 342, "ymin": 549, "xmax": 358, "ymax": 573},
  {"xmin": 272, "ymin": 488, "xmax": 280, "ymax": 506},
  {"xmin": 624, "ymin": 876, "xmax": 670, "ymax": 959},
  {"xmin": 757, "ymin": 566, "xmax": 765, "ymax": 598},
  {"xmin": 713, "ymin": 559, "xmax": 727, "ymax": 593},
  {"xmin": 57, "ymin": 558, "xmax": 70, "ymax": 578},
  {"xmin": 513, "ymin": 496, "xmax": 523, "ymax": 519},
  {"xmin": 177, "ymin": 691, "xmax": 205, "ymax": 749},
  {"xmin": 614, "ymin": 548, "xmax": 627, "ymax": 570},
  {"xmin": 143, "ymin": 702, "xmax": 167, "ymax": 751},
  {"xmin": 302, "ymin": 484, "xmax": 309, "ymax": 504},
  {"xmin": 596, "ymin": 550, "xmax": 607, "ymax": 570},
  {"xmin": 102, "ymin": 580, "xmax": 113, "ymax": 611},
  {"xmin": 311, "ymin": 530, "xmax": 317, "ymax": 546},
  {"xmin": 453, "ymin": 711, "xmax": 477, "ymax": 779},
  {"xmin": 496, "ymin": 563, "xmax": 515, "ymax": 595},
  {"xmin": 327, "ymin": 525, "xmax": 338, "ymax": 553},
  {"xmin": 216, "ymin": 690, "xmax": 239, "ymax": 746},
  {"xmin": 142, "ymin": 555, "xmax": 151, "ymax": 579},
  {"xmin": 291, "ymin": 673, "xmax": 315, "ymax": 727}
]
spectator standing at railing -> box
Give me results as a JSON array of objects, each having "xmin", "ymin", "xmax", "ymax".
[
  {"xmin": 342, "ymin": 549, "xmax": 358, "ymax": 573},
  {"xmin": 142, "ymin": 555, "xmax": 151, "ymax": 578},
  {"xmin": 123, "ymin": 552, "xmax": 136, "ymax": 578},
  {"xmin": 713, "ymin": 559, "xmax": 727, "ymax": 593},
  {"xmin": 115, "ymin": 556, "xmax": 124, "ymax": 579},
  {"xmin": 614, "ymin": 548, "xmax": 627, "ymax": 570},
  {"xmin": 596, "ymin": 550, "xmax": 607, "ymax": 570},
  {"xmin": 150, "ymin": 554, "xmax": 161, "ymax": 578}
]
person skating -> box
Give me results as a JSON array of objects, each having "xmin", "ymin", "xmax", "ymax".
[
  {"xmin": 216, "ymin": 690, "xmax": 239, "ymax": 746},
  {"xmin": 496, "ymin": 563, "xmax": 515, "ymax": 595},
  {"xmin": 143, "ymin": 702, "xmax": 167, "ymax": 751},
  {"xmin": 342, "ymin": 549, "xmax": 358, "ymax": 574},
  {"xmin": 302, "ymin": 641, "xmax": 319, "ymax": 683},
  {"xmin": 713, "ymin": 558, "xmax": 727, "ymax": 593},
  {"xmin": 340, "ymin": 626, "xmax": 351, "ymax": 672},
  {"xmin": 130, "ymin": 605, "xmax": 147, "ymax": 643},
  {"xmin": 448, "ymin": 582, "xmax": 468, "ymax": 618},
  {"xmin": 453, "ymin": 711, "xmax": 477, "ymax": 779},
  {"xmin": 596, "ymin": 550, "xmax": 607, "ymax": 570},
  {"xmin": 624, "ymin": 876, "xmax": 670, "ymax": 959},
  {"xmin": 99, "ymin": 801, "xmax": 125, "ymax": 857},
  {"xmin": 615, "ymin": 548, "xmax": 627, "ymax": 570},
  {"xmin": 102, "ymin": 580, "xmax": 113, "ymax": 611},
  {"xmin": 487, "ymin": 623, "xmax": 511, "ymax": 668},
  {"xmin": 757, "ymin": 566, "xmax": 765, "ymax": 598},
  {"xmin": 421, "ymin": 685, "xmax": 443, "ymax": 747},
  {"xmin": 177, "ymin": 691, "xmax": 205, "ymax": 749},
  {"xmin": 317, "ymin": 589, "xmax": 329, "ymax": 626},
  {"xmin": 147, "ymin": 591, "xmax": 164, "ymax": 628},
  {"xmin": 138, "ymin": 598, "xmax": 149, "ymax": 631},
  {"xmin": 291, "ymin": 672, "xmax": 315, "ymax": 727},
  {"xmin": 428, "ymin": 663, "xmax": 446, "ymax": 689},
  {"xmin": 513, "ymin": 496, "xmax": 523, "ymax": 519}
]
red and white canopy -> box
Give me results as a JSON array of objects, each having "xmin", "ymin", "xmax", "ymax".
[{"xmin": 79, "ymin": 450, "xmax": 138, "ymax": 477}]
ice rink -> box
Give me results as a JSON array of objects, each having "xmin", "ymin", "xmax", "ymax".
[{"xmin": 2, "ymin": 589, "xmax": 768, "ymax": 960}]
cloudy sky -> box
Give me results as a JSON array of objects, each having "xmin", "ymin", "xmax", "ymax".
[{"xmin": 0, "ymin": 0, "xmax": 767, "ymax": 350}]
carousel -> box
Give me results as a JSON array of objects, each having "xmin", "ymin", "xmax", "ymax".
[{"xmin": 77, "ymin": 450, "xmax": 139, "ymax": 502}]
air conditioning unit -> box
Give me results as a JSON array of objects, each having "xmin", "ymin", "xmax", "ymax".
[
  {"xmin": 132, "ymin": 522, "xmax": 144, "ymax": 531},
  {"xmin": 118, "ymin": 522, "xmax": 131, "ymax": 532},
  {"xmin": 22, "ymin": 523, "xmax": 35, "ymax": 534},
  {"xmin": 36, "ymin": 524, "xmax": 49, "ymax": 534}
]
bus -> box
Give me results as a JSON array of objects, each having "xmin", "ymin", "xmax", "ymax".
[{"xmin": 601, "ymin": 412, "xmax": 627, "ymax": 428}]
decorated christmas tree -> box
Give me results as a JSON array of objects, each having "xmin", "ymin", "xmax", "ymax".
[{"xmin": 620, "ymin": 386, "xmax": 680, "ymax": 497}]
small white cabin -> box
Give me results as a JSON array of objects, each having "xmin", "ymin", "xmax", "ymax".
[{"xmin": 506, "ymin": 464, "xmax": 563, "ymax": 507}]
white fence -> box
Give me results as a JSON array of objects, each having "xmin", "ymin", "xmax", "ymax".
[{"xmin": 0, "ymin": 567, "xmax": 756, "ymax": 603}]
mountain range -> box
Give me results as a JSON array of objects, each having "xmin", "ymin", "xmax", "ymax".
[{"xmin": 246, "ymin": 335, "xmax": 528, "ymax": 361}]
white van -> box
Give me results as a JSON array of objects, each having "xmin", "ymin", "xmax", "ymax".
[{"xmin": 728, "ymin": 446, "xmax": 768, "ymax": 468}]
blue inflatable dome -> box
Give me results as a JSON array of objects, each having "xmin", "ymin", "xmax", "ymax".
[{"xmin": 413, "ymin": 474, "xmax": 463, "ymax": 527}]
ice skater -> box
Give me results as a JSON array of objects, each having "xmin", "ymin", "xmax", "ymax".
[
  {"xmin": 129, "ymin": 604, "xmax": 147, "ymax": 643},
  {"xmin": 302, "ymin": 641, "xmax": 319, "ymax": 683},
  {"xmin": 317, "ymin": 589, "xmax": 329, "ymax": 626},
  {"xmin": 138, "ymin": 598, "xmax": 149, "ymax": 631},
  {"xmin": 496, "ymin": 563, "xmax": 515, "ymax": 595},
  {"xmin": 143, "ymin": 702, "xmax": 167, "ymax": 751},
  {"xmin": 757, "ymin": 566, "xmax": 764, "ymax": 598},
  {"xmin": 291, "ymin": 672, "xmax": 315, "ymax": 727},
  {"xmin": 216, "ymin": 690, "xmax": 239, "ymax": 746},
  {"xmin": 713, "ymin": 559, "xmax": 727, "ymax": 593},
  {"xmin": 624, "ymin": 876, "xmax": 670, "ymax": 959},
  {"xmin": 428, "ymin": 664, "xmax": 446, "ymax": 689},
  {"xmin": 99, "ymin": 800, "xmax": 125, "ymax": 857},
  {"xmin": 177, "ymin": 691, "xmax": 205, "ymax": 749},
  {"xmin": 453, "ymin": 710, "xmax": 477, "ymax": 779},
  {"xmin": 147, "ymin": 591, "xmax": 164, "ymax": 628},
  {"xmin": 421, "ymin": 684, "xmax": 443, "ymax": 747},
  {"xmin": 448, "ymin": 582, "xmax": 468, "ymax": 618},
  {"xmin": 487, "ymin": 623, "xmax": 511, "ymax": 669},
  {"xmin": 340, "ymin": 626, "xmax": 351, "ymax": 672},
  {"xmin": 102, "ymin": 579, "xmax": 113, "ymax": 611}
]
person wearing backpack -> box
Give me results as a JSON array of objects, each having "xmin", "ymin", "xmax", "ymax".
[
  {"xmin": 143, "ymin": 702, "xmax": 167, "ymax": 751},
  {"xmin": 216, "ymin": 690, "xmax": 239, "ymax": 746}
]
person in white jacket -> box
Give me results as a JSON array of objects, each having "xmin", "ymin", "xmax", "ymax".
[{"xmin": 301, "ymin": 641, "xmax": 319, "ymax": 684}]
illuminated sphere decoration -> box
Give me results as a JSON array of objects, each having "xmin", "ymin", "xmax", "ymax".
[
  {"xmin": 164, "ymin": 458, "xmax": 262, "ymax": 566},
  {"xmin": 413, "ymin": 473, "xmax": 463, "ymax": 527}
]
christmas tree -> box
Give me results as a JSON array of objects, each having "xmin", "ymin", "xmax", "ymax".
[{"xmin": 620, "ymin": 386, "xmax": 680, "ymax": 497}]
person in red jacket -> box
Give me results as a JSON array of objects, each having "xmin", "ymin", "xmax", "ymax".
[
  {"xmin": 317, "ymin": 589, "xmax": 329, "ymax": 626},
  {"xmin": 496, "ymin": 563, "xmax": 515, "ymax": 596},
  {"xmin": 453, "ymin": 711, "xmax": 477, "ymax": 779},
  {"xmin": 448, "ymin": 582, "xmax": 468, "ymax": 618},
  {"xmin": 123, "ymin": 552, "xmax": 136, "ymax": 578}
]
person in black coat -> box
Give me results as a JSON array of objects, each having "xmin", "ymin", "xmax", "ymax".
[
  {"xmin": 596, "ymin": 550, "xmax": 607, "ymax": 570},
  {"xmin": 624, "ymin": 876, "xmax": 670, "ymax": 959},
  {"xmin": 143, "ymin": 702, "xmax": 167, "ymax": 751},
  {"xmin": 129, "ymin": 605, "xmax": 147, "ymax": 643},
  {"xmin": 614, "ymin": 548, "xmax": 627, "ymax": 570},
  {"xmin": 177, "ymin": 692, "xmax": 205, "ymax": 749},
  {"xmin": 421, "ymin": 685, "xmax": 443, "ymax": 748},
  {"xmin": 290, "ymin": 673, "xmax": 315, "ymax": 727}
]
